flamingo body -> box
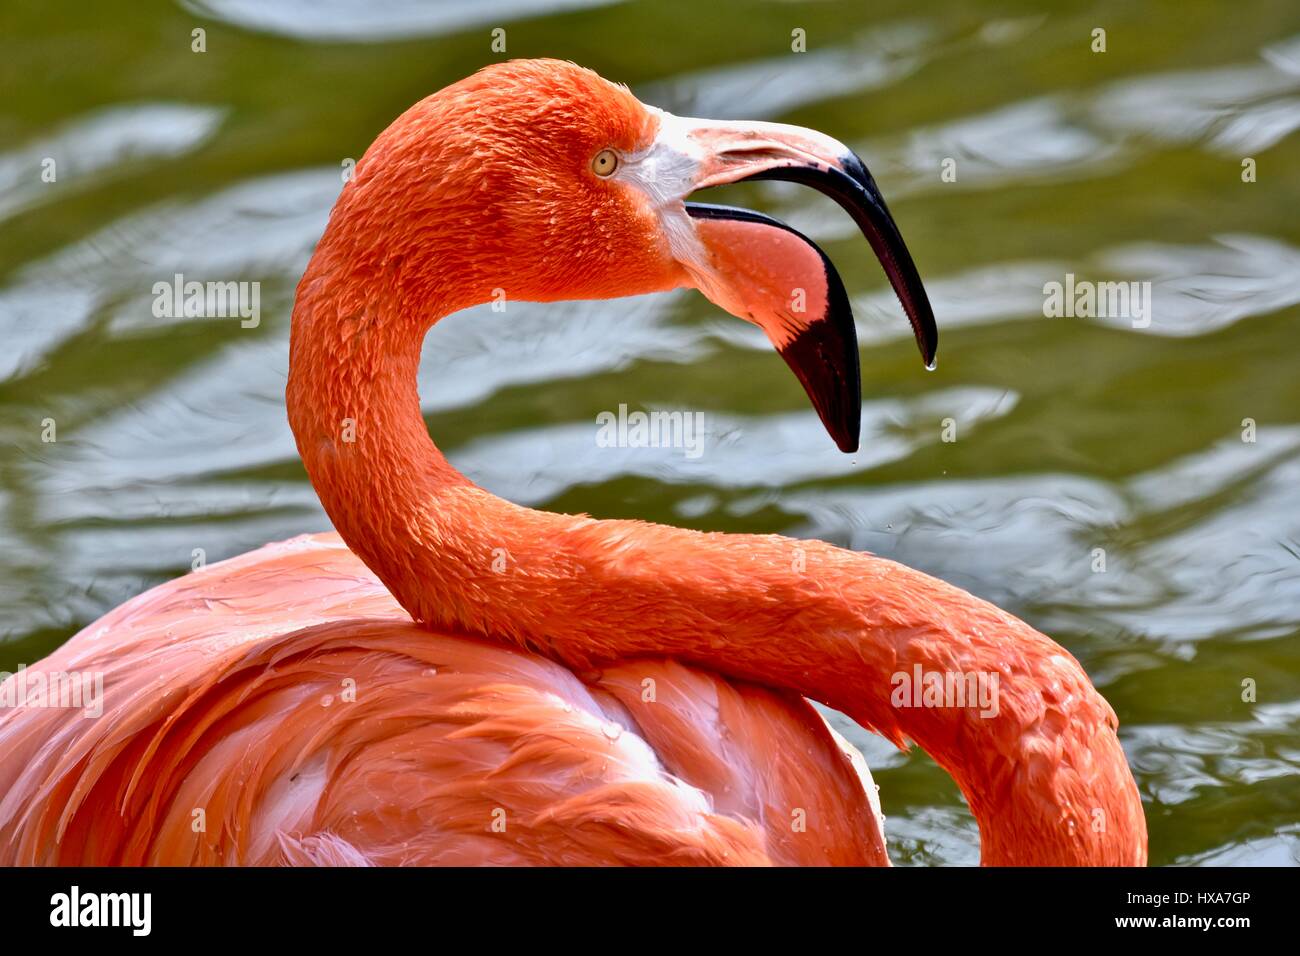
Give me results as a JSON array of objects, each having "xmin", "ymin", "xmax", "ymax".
[{"xmin": 0, "ymin": 535, "xmax": 885, "ymax": 866}]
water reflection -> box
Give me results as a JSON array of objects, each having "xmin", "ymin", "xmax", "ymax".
[
  {"xmin": 181, "ymin": 0, "xmax": 626, "ymax": 41},
  {"xmin": 1093, "ymin": 35, "xmax": 1300, "ymax": 155},
  {"xmin": 1096, "ymin": 235, "xmax": 1300, "ymax": 335},
  {"xmin": 639, "ymin": 21, "xmax": 935, "ymax": 120},
  {"xmin": 0, "ymin": 104, "xmax": 223, "ymax": 224},
  {"xmin": 454, "ymin": 387, "xmax": 1018, "ymax": 502}
]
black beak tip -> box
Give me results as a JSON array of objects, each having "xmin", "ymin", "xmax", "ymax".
[
  {"xmin": 921, "ymin": 327, "xmax": 939, "ymax": 369},
  {"xmin": 837, "ymin": 152, "xmax": 939, "ymax": 372},
  {"xmin": 712, "ymin": 153, "xmax": 937, "ymax": 454}
]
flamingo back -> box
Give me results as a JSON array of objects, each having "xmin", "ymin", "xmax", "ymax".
[{"xmin": 0, "ymin": 534, "xmax": 886, "ymax": 866}]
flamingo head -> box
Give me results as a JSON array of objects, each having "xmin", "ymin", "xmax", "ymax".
[{"xmin": 348, "ymin": 59, "xmax": 937, "ymax": 453}]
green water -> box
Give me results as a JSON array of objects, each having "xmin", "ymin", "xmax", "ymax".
[{"xmin": 2, "ymin": 0, "xmax": 1298, "ymax": 865}]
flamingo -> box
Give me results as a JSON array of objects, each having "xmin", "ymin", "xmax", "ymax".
[{"xmin": 0, "ymin": 60, "xmax": 1146, "ymax": 866}]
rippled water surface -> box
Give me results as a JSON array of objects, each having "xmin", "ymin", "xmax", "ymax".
[{"xmin": 2, "ymin": 0, "xmax": 1298, "ymax": 865}]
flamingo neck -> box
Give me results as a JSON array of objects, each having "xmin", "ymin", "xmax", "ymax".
[{"xmin": 287, "ymin": 237, "xmax": 1146, "ymax": 867}]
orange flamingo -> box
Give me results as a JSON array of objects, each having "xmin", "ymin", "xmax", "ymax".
[{"xmin": 0, "ymin": 60, "xmax": 1146, "ymax": 866}]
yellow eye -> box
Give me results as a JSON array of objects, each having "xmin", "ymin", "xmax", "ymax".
[{"xmin": 591, "ymin": 148, "xmax": 619, "ymax": 177}]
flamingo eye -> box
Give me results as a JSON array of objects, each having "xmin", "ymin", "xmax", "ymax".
[{"xmin": 591, "ymin": 148, "xmax": 619, "ymax": 177}]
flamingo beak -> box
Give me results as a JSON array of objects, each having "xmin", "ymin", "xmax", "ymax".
[{"xmin": 635, "ymin": 113, "xmax": 937, "ymax": 453}]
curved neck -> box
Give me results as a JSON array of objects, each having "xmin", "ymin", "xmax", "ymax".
[{"xmin": 287, "ymin": 234, "xmax": 1146, "ymax": 867}]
